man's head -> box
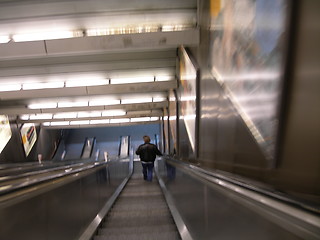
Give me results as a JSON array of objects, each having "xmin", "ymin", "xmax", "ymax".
[{"xmin": 143, "ymin": 135, "xmax": 151, "ymax": 143}]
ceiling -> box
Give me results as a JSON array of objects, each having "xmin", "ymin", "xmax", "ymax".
[{"xmin": 0, "ymin": 0, "xmax": 199, "ymax": 128}]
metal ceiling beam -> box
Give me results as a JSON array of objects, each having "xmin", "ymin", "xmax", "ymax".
[
  {"xmin": 0, "ymin": 0, "xmax": 196, "ymax": 21},
  {"xmin": 42, "ymin": 119, "xmax": 162, "ymax": 129},
  {"xmin": 0, "ymin": 29, "xmax": 199, "ymax": 59},
  {"xmin": 0, "ymin": 80, "xmax": 176, "ymax": 101},
  {"xmin": 0, "ymin": 101, "xmax": 168, "ymax": 115},
  {"xmin": 17, "ymin": 110, "xmax": 163, "ymax": 124}
]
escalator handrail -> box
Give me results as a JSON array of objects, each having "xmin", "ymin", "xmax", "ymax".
[
  {"xmin": 0, "ymin": 160, "xmax": 109, "ymax": 200},
  {"xmin": 163, "ymin": 157, "xmax": 320, "ymax": 238}
]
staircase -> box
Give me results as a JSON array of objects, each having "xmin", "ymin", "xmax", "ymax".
[{"xmin": 94, "ymin": 162, "xmax": 180, "ymax": 240}]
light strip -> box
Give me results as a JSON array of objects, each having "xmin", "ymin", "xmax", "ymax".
[
  {"xmin": 150, "ymin": 117, "xmax": 160, "ymax": 121},
  {"xmin": 22, "ymin": 82, "xmax": 64, "ymax": 90},
  {"xmin": 28, "ymin": 103, "xmax": 57, "ymax": 109},
  {"xmin": 0, "ymin": 84, "xmax": 21, "ymax": 92},
  {"xmin": 89, "ymin": 99, "xmax": 120, "ymax": 106},
  {"xmin": 0, "ymin": 74, "xmax": 170, "ymax": 93},
  {"xmin": 12, "ymin": 30, "xmax": 83, "ymax": 42},
  {"xmin": 90, "ymin": 119, "xmax": 110, "ymax": 124},
  {"xmin": 110, "ymin": 77, "xmax": 154, "ymax": 85},
  {"xmin": 70, "ymin": 120, "xmax": 90, "ymax": 125},
  {"xmin": 156, "ymin": 75, "xmax": 174, "ymax": 81},
  {"xmin": 29, "ymin": 114, "xmax": 53, "ymax": 120},
  {"xmin": 121, "ymin": 98, "xmax": 153, "ymax": 104},
  {"xmin": 65, "ymin": 79, "xmax": 108, "ymax": 87},
  {"xmin": 110, "ymin": 118, "xmax": 130, "ymax": 123},
  {"xmin": 53, "ymin": 112, "xmax": 77, "ymax": 119},
  {"xmin": 77, "ymin": 111, "xmax": 101, "ymax": 118},
  {"xmin": 0, "ymin": 36, "xmax": 10, "ymax": 43},
  {"xmin": 153, "ymin": 97, "xmax": 167, "ymax": 102},
  {"xmin": 50, "ymin": 121, "xmax": 69, "ymax": 126},
  {"xmin": 58, "ymin": 101, "xmax": 88, "ymax": 108},
  {"xmin": 42, "ymin": 116, "xmax": 160, "ymax": 127},
  {"xmin": 130, "ymin": 117, "xmax": 151, "ymax": 122},
  {"xmin": 102, "ymin": 110, "xmax": 126, "ymax": 117}
]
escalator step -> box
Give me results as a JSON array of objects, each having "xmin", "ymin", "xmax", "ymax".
[
  {"xmin": 94, "ymin": 230, "xmax": 180, "ymax": 240},
  {"xmin": 94, "ymin": 167, "xmax": 180, "ymax": 240},
  {"xmin": 102, "ymin": 215, "xmax": 173, "ymax": 228},
  {"xmin": 98, "ymin": 224, "xmax": 177, "ymax": 235}
]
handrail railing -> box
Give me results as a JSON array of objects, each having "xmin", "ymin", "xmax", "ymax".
[
  {"xmin": 161, "ymin": 157, "xmax": 320, "ymax": 240},
  {"xmin": 0, "ymin": 160, "xmax": 108, "ymax": 198}
]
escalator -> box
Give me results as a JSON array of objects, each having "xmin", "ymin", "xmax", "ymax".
[
  {"xmin": 1, "ymin": 152, "xmax": 318, "ymax": 239},
  {"xmin": 94, "ymin": 162, "xmax": 180, "ymax": 240}
]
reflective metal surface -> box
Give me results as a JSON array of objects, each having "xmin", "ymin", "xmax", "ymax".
[
  {"xmin": 156, "ymin": 158, "xmax": 319, "ymax": 240},
  {"xmin": 0, "ymin": 157, "xmax": 132, "ymax": 240}
]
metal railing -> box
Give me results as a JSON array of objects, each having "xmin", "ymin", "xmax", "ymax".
[{"xmin": 155, "ymin": 157, "xmax": 320, "ymax": 240}]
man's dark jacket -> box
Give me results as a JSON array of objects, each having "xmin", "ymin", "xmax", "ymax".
[{"xmin": 136, "ymin": 143, "xmax": 162, "ymax": 162}]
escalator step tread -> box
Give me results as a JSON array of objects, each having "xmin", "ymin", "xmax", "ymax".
[
  {"xmin": 102, "ymin": 216, "xmax": 174, "ymax": 228},
  {"xmin": 99, "ymin": 224, "xmax": 177, "ymax": 235},
  {"xmin": 95, "ymin": 169, "xmax": 180, "ymax": 240},
  {"xmin": 107, "ymin": 209, "xmax": 172, "ymax": 218},
  {"xmin": 94, "ymin": 231, "xmax": 180, "ymax": 240}
]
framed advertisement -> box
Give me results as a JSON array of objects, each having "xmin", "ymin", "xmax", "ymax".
[
  {"xmin": 209, "ymin": 0, "xmax": 291, "ymax": 162},
  {"xmin": 0, "ymin": 115, "xmax": 12, "ymax": 154},
  {"xmin": 178, "ymin": 46, "xmax": 200, "ymax": 156},
  {"xmin": 20, "ymin": 123, "xmax": 37, "ymax": 157}
]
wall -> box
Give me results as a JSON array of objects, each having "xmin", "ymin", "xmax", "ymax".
[
  {"xmin": 65, "ymin": 123, "xmax": 161, "ymax": 157},
  {"xmin": 175, "ymin": 0, "xmax": 320, "ymax": 202},
  {"xmin": 0, "ymin": 120, "xmax": 62, "ymax": 163}
]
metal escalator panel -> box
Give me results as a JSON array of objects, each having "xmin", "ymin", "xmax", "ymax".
[
  {"xmin": 119, "ymin": 136, "xmax": 130, "ymax": 158},
  {"xmin": 94, "ymin": 163, "xmax": 180, "ymax": 240},
  {"xmin": 81, "ymin": 137, "xmax": 95, "ymax": 159}
]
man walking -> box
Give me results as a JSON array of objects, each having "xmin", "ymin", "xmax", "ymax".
[{"xmin": 136, "ymin": 135, "xmax": 162, "ymax": 181}]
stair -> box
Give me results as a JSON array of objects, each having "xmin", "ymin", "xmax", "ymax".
[{"xmin": 94, "ymin": 162, "xmax": 180, "ymax": 240}]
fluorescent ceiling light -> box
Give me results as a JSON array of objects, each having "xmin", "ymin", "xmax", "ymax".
[
  {"xmin": 110, "ymin": 77, "xmax": 154, "ymax": 84},
  {"xmin": 150, "ymin": 117, "xmax": 160, "ymax": 121},
  {"xmin": 110, "ymin": 118, "xmax": 130, "ymax": 123},
  {"xmin": 130, "ymin": 117, "xmax": 151, "ymax": 122},
  {"xmin": 70, "ymin": 120, "xmax": 90, "ymax": 125},
  {"xmin": 121, "ymin": 98, "xmax": 152, "ymax": 104},
  {"xmin": 162, "ymin": 25, "xmax": 175, "ymax": 32},
  {"xmin": 77, "ymin": 111, "xmax": 102, "ymax": 118},
  {"xmin": 89, "ymin": 99, "xmax": 120, "ymax": 106},
  {"xmin": 50, "ymin": 121, "xmax": 70, "ymax": 126},
  {"xmin": 53, "ymin": 112, "xmax": 77, "ymax": 119},
  {"xmin": 20, "ymin": 115, "xmax": 30, "ymax": 120},
  {"xmin": 156, "ymin": 76, "xmax": 174, "ymax": 81},
  {"xmin": 65, "ymin": 79, "xmax": 108, "ymax": 87},
  {"xmin": 0, "ymin": 36, "xmax": 10, "ymax": 43},
  {"xmin": 90, "ymin": 119, "xmax": 110, "ymax": 124},
  {"xmin": 58, "ymin": 101, "xmax": 88, "ymax": 108},
  {"xmin": 29, "ymin": 114, "xmax": 53, "ymax": 120},
  {"xmin": 153, "ymin": 97, "xmax": 167, "ymax": 102},
  {"xmin": 12, "ymin": 30, "xmax": 82, "ymax": 42},
  {"xmin": 28, "ymin": 102, "xmax": 57, "ymax": 109},
  {"xmin": 42, "ymin": 122, "xmax": 51, "ymax": 126},
  {"xmin": 0, "ymin": 84, "xmax": 21, "ymax": 92},
  {"xmin": 102, "ymin": 110, "xmax": 126, "ymax": 117},
  {"xmin": 22, "ymin": 82, "xmax": 64, "ymax": 90}
]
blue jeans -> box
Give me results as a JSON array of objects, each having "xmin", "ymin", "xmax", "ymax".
[{"xmin": 141, "ymin": 162, "xmax": 154, "ymax": 181}]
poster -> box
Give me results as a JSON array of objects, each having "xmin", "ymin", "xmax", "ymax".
[
  {"xmin": 20, "ymin": 123, "xmax": 37, "ymax": 156},
  {"xmin": 0, "ymin": 115, "xmax": 12, "ymax": 154},
  {"xmin": 178, "ymin": 47, "xmax": 198, "ymax": 153},
  {"xmin": 209, "ymin": 0, "xmax": 289, "ymax": 160}
]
